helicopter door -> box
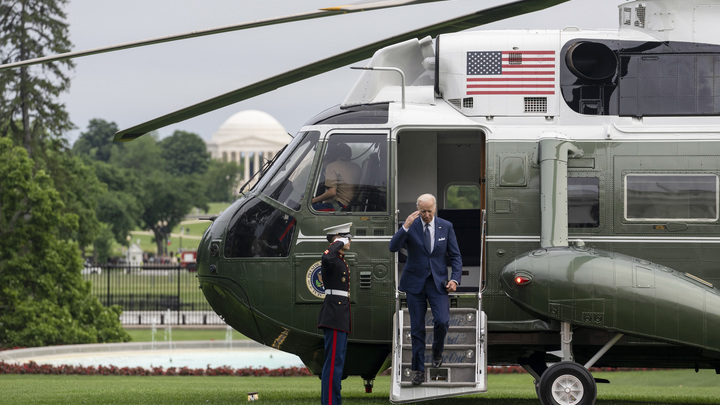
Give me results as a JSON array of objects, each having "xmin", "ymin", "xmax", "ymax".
[
  {"xmin": 391, "ymin": 129, "xmax": 487, "ymax": 402},
  {"xmin": 395, "ymin": 130, "xmax": 485, "ymax": 290}
]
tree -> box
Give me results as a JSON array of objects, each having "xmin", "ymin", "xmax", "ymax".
[
  {"xmin": 0, "ymin": 3, "xmax": 127, "ymax": 347},
  {"xmin": 39, "ymin": 148, "xmax": 105, "ymax": 250},
  {"xmin": 73, "ymin": 120, "xmax": 144, "ymax": 248},
  {"xmin": 72, "ymin": 119, "xmax": 120, "ymax": 162},
  {"xmin": 141, "ymin": 172, "xmax": 205, "ymax": 257},
  {"xmin": 110, "ymin": 133, "xmax": 207, "ymax": 256},
  {"xmin": 91, "ymin": 160, "xmax": 144, "ymax": 246},
  {"xmin": 0, "ymin": 138, "xmax": 129, "ymax": 348},
  {"xmin": 109, "ymin": 132, "xmax": 162, "ymax": 173},
  {"xmin": 0, "ymin": 3, "xmax": 107, "ymax": 255},
  {"xmin": 0, "ymin": 0, "xmax": 74, "ymax": 156},
  {"xmin": 159, "ymin": 130, "xmax": 210, "ymax": 176},
  {"xmin": 203, "ymin": 159, "xmax": 242, "ymax": 202}
]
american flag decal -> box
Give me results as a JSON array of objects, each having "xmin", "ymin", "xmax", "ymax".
[{"xmin": 466, "ymin": 50, "xmax": 556, "ymax": 95}]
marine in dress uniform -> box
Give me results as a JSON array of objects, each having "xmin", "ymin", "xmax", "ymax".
[{"xmin": 318, "ymin": 222, "xmax": 353, "ymax": 405}]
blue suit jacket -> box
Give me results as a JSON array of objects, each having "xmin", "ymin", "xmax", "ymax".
[{"xmin": 389, "ymin": 216, "xmax": 462, "ymax": 295}]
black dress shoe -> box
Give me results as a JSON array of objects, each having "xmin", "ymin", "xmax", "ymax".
[
  {"xmin": 432, "ymin": 350, "xmax": 443, "ymax": 368},
  {"xmin": 411, "ymin": 370, "xmax": 424, "ymax": 385}
]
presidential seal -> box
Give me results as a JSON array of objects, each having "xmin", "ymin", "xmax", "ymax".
[{"xmin": 305, "ymin": 261, "xmax": 325, "ymax": 298}]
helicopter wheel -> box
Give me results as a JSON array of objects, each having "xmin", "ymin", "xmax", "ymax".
[{"xmin": 537, "ymin": 362, "xmax": 596, "ymax": 405}]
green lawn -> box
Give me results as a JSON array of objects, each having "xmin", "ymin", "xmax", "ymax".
[
  {"xmin": 83, "ymin": 268, "xmax": 210, "ymax": 311},
  {"xmin": 116, "ymin": 202, "xmax": 231, "ymax": 257},
  {"xmin": 125, "ymin": 327, "xmax": 247, "ymax": 342},
  {"xmin": 205, "ymin": 202, "xmax": 232, "ymax": 216},
  {"xmin": 2, "ymin": 370, "xmax": 719, "ymax": 404}
]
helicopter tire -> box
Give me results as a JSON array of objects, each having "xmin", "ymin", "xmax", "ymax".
[{"xmin": 537, "ymin": 361, "xmax": 596, "ymax": 405}]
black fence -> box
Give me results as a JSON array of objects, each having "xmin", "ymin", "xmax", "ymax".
[{"xmin": 83, "ymin": 263, "xmax": 224, "ymax": 325}]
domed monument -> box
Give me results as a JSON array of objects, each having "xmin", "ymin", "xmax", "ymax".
[{"xmin": 206, "ymin": 110, "xmax": 289, "ymax": 186}]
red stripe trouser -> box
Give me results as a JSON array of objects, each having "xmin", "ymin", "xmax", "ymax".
[{"xmin": 321, "ymin": 328, "xmax": 348, "ymax": 405}]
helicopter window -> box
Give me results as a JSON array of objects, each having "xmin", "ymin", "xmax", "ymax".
[
  {"xmin": 262, "ymin": 131, "xmax": 320, "ymax": 211},
  {"xmin": 224, "ymin": 199, "xmax": 296, "ymax": 258},
  {"xmin": 625, "ymin": 174, "xmax": 719, "ymax": 222},
  {"xmin": 445, "ymin": 185, "xmax": 481, "ymax": 209},
  {"xmin": 568, "ymin": 177, "xmax": 600, "ymax": 228},
  {"xmin": 311, "ymin": 134, "xmax": 387, "ymax": 213}
]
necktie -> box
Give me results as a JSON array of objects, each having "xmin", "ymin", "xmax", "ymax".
[{"xmin": 424, "ymin": 223, "xmax": 432, "ymax": 252}]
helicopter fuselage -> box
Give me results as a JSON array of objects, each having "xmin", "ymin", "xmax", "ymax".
[{"xmin": 197, "ymin": 15, "xmax": 720, "ymax": 379}]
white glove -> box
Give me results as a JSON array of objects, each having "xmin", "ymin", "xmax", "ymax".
[{"xmin": 336, "ymin": 237, "xmax": 350, "ymax": 246}]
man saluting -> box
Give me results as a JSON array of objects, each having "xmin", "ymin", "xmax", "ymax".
[
  {"xmin": 318, "ymin": 222, "xmax": 353, "ymax": 405},
  {"xmin": 389, "ymin": 194, "xmax": 462, "ymax": 386}
]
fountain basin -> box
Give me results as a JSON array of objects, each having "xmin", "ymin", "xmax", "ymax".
[{"xmin": 0, "ymin": 340, "xmax": 304, "ymax": 370}]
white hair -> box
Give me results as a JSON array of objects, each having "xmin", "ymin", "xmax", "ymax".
[{"xmin": 416, "ymin": 193, "xmax": 436, "ymax": 208}]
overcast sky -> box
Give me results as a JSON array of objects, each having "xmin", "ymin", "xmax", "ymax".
[{"xmin": 60, "ymin": 0, "xmax": 621, "ymax": 144}]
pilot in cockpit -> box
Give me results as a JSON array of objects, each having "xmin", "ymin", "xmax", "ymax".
[{"xmin": 312, "ymin": 143, "xmax": 360, "ymax": 212}]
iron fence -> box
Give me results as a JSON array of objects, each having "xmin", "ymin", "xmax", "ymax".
[{"xmin": 83, "ymin": 263, "xmax": 224, "ymax": 325}]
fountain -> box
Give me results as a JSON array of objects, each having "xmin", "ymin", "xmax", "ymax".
[
  {"xmin": 151, "ymin": 317, "xmax": 157, "ymax": 350},
  {"xmin": 165, "ymin": 308, "xmax": 173, "ymax": 364},
  {"xmin": 225, "ymin": 324, "xmax": 233, "ymax": 349}
]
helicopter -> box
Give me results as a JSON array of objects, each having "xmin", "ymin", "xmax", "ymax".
[{"xmin": 7, "ymin": 0, "xmax": 720, "ymax": 404}]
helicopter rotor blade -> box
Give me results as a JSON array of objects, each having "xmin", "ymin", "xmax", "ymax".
[
  {"xmin": 114, "ymin": 0, "xmax": 570, "ymax": 142},
  {"xmin": 0, "ymin": 0, "xmax": 455, "ymax": 71}
]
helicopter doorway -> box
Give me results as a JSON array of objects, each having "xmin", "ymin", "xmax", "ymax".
[
  {"xmin": 395, "ymin": 129, "xmax": 486, "ymax": 291},
  {"xmin": 391, "ymin": 129, "xmax": 487, "ymax": 402}
]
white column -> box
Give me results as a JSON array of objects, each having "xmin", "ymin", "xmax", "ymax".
[{"xmin": 244, "ymin": 153, "xmax": 250, "ymax": 181}]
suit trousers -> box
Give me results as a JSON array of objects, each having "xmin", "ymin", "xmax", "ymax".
[
  {"xmin": 406, "ymin": 275, "xmax": 450, "ymax": 372},
  {"xmin": 321, "ymin": 328, "xmax": 348, "ymax": 405}
]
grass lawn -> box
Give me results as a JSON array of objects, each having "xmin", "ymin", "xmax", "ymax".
[
  {"xmin": 124, "ymin": 327, "xmax": 247, "ymax": 342},
  {"xmin": 114, "ymin": 202, "xmax": 231, "ymax": 257},
  {"xmin": 85, "ymin": 270, "xmax": 209, "ymax": 307},
  {"xmin": 2, "ymin": 370, "xmax": 719, "ymax": 404}
]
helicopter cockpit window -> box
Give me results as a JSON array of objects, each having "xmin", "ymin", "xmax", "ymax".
[
  {"xmin": 311, "ymin": 133, "xmax": 387, "ymax": 213},
  {"xmin": 224, "ymin": 199, "xmax": 296, "ymax": 258},
  {"xmin": 568, "ymin": 177, "xmax": 600, "ymax": 228},
  {"xmin": 625, "ymin": 174, "xmax": 719, "ymax": 222},
  {"xmin": 262, "ymin": 131, "xmax": 320, "ymax": 211}
]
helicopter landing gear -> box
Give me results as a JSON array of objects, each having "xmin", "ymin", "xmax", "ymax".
[
  {"xmin": 533, "ymin": 322, "xmax": 624, "ymax": 405},
  {"xmin": 537, "ymin": 361, "xmax": 596, "ymax": 405},
  {"xmin": 535, "ymin": 322, "xmax": 595, "ymax": 405}
]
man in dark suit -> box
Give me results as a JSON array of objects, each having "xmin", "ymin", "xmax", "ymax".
[
  {"xmin": 389, "ymin": 194, "xmax": 462, "ymax": 386},
  {"xmin": 318, "ymin": 222, "xmax": 353, "ymax": 405}
]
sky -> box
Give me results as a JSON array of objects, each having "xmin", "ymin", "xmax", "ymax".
[{"xmin": 59, "ymin": 0, "xmax": 621, "ymax": 144}]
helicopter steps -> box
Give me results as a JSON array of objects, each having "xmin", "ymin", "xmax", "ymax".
[{"xmin": 390, "ymin": 306, "xmax": 487, "ymax": 402}]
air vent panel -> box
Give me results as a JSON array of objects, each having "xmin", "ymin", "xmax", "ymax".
[{"xmin": 524, "ymin": 97, "xmax": 547, "ymax": 113}]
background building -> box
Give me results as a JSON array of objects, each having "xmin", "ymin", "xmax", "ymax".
[{"xmin": 206, "ymin": 110, "xmax": 289, "ymax": 187}]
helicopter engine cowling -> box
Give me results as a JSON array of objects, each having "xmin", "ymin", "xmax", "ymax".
[
  {"xmin": 499, "ymin": 246, "xmax": 720, "ymax": 353},
  {"xmin": 565, "ymin": 41, "xmax": 617, "ymax": 81}
]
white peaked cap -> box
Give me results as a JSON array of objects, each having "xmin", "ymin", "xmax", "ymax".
[{"xmin": 324, "ymin": 222, "xmax": 353, "ymax": 237}]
